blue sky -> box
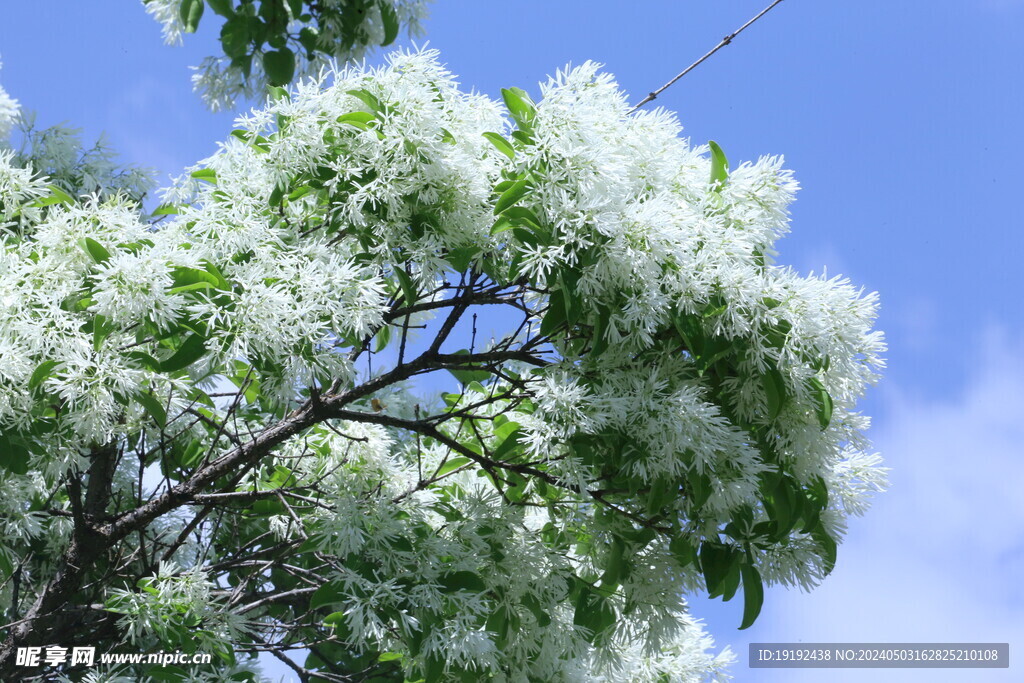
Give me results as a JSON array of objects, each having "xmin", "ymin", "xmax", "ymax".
[{"xmin": 2, "ymin": 1, "xmax": 1022, "ymax": 681}]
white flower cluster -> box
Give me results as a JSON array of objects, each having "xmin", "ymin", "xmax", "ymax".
[
  {"xmin": 502, "ymin": 61, "xmax": 887, "ymax": 584},
  {"xmin": 105, "ymin": 561, "xmax": 256, "ymax": 674},
  {"xmin": 0, "ymin": 55, "xmax": 19, "ymax": 140},
  {"xmin": 0, "ymin": 149, "xmax": 48, "ymax": 230},
  {"xmin": 252, "ymin": 421, "xmax": 734, "ymax": 681},
  {"xmin": 142, "ymin": 0, "xmax": 186, "ymax": 46},
  {"xmin": 0, "ymin": 111, "xmax": 390, "ymax": 446}
]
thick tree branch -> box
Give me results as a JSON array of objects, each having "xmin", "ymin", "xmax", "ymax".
[{"xmin": 0, "ymin": 334, "xmax": 548, "ymax": 670}]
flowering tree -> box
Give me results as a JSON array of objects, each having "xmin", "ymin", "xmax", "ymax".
[{"xmin": 1, "ymin": 11, "xmax": 886, "ymax": 682}]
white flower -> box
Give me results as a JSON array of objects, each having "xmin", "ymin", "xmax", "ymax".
[
  {"xmin": 142, "ymin": 0, "xmax": 184, "ymax": 46},
  {"xmin": 0, "ymin": 55, "xmax": 19, "ymax": 140}
]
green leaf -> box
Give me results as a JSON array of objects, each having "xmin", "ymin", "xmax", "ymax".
[
  {"xmin": 511, "ymin": 225, "xmax": 545, "ymax": 250},
  {"xmin": 700, "ymin": 542, "xmax": 741, "ymax": 597},
  {"xmin": 160, "ymin": 333, "xmax": 208, "ymax": 373},
  {"xmin": 436, "ymin": 456, "xmax": 471, "ymax": 478},
  {"xmin": 0, "ymin": 434, "xmax": 31, "ymax": 475},
  {"xmin": 763, "ymin": 475, "xmax": 797, "ymax": 538},
  {"xmin": 645, "ymin": 477, "xmax": 673, "ymax": 516},
  {"xmin": 695, "ymin": 335, "xmax": 733, "ymax": 373},
  {"xmin": 136, "ymin": 577, "xmax": 158, "ymax": 595},
  {"xmin": 373, "ymin": 322, "xmax": 391, "ymax": 352},
  {"xmin": 92, "ymin": 314, "xmax": 115, "ymax": 351},
  {"xmin": 761, "ymin": 318, "xmax": 793, "ymax": 351},
  {"xmin": 795, "ymin": 483, "xmax": 825, "ymax": 532},
  {"xmin": 482, "ymin": 132, "xmax": 515, "ymax": 160},
  {"xmin": 438, "ymin": 571, "xmax": 486, "ymax": 593},
  {"xmin": 540, "ymin": 289, "xmax": 567, "ymax": 337},
  {"xmin": 179, "ymin": 0, "xmax": 205, "ymax": 33},
  {"xmin": 738, "ymin": 564, "xmax": 764, "ymax": 630},
  {"xmin": 446, "ymin": 246, "xmax": 479, "ymax": 272},
  {"xmin": 263, "ymin": 48, "xmax": 296, "ymax": 87},
  {"xmin": 687, "ymin": 469, "xmax": 712, "ymax": 509},
  {"xmin": 590, "ymin": 304, "xmax": 611, "ymax": 356},
  {"xmin": 28, "ymin": 360, "xmax": 59, "ymax": 391},
  {"xmin": 207, "ymin": 0, "xmax": 234, "ymax": 17},
  {"xmin": 29, "ymin": 185, "xmax": 75, "ymax": 207},
  {"xmin": 762, "ymin": 367, "xmax": 787, "ymax": 421},
  {"xmin": 126, "ymin": 351, "xmax": 161, "ymax": 372},
  {"xmin": 347, "ymin": 89, "xmax": 383, "ymax": 113},
  {"xmin": 504, "ymin": 471, "xmax": 528, "ymax": 502},
  {"xmin": 178, "ymin": 439, "xmax": 205, "ymax": 468},
  {"xmin": 806, "ymin": 476, "xmax": 830, "ymax": 516},
  {"xmin": 79, "ymin": 237, "xmax": 111, "ymax": 264},
  {"xmin": 170, "ymin": 266, "xmax": 220, "ymax": 292},
  {"xmin": 378, "ymin": 0, "xmax": 399, "ymax": 46},
  {"xmin": 811, "ymin": 521, "xmax": 838, "ymax": 576},
  {"xmin": 298, "ymin": 26, "xmax": 319, "ymax": 54},
  {"xmin": 501, "ymin": 87, "xmax": 537, "ymax": 130},
  {"xmin": 599, "ymin": 538, "xmax": 627, "ymax": 587},
  {"xmin": 521, "ymin": 593, "xmax": 551, "ymax": 627},
  {"xmin": 231, "ymin": 129, "xmax": 269, "ymax": 151},
  {"xmin": 268, "ymin": 85, "xmax": 289, "ymax": 103},
  {"xmin": 310, "ymin": 582, "xmax": 345, "ymax": 610},
  {"xmin": 673, "ymin": 310, "xmax": 699, "ymax": 347},
  {"xmin": 573, "ymin": 583, "xmax": 616, "ymax": 643},
  {"xmin": 379, "ymin": 652, "xmax": 403, "ymax": 663},
  {"xmin": 421, "ymin": 655, "xmax": 445, "ymax": 682},
  {"xmin": 323, "ymin": 611, "xmax": 346, "ymax": 628},
  {"xmin": 49, "ymin": 186, "xmax": 75, "ymax": 205},
  {"xmin": 491, "ymin": 426, "xmax": 522, "ymax": 461},
  {"xmin": 228, "ymin": 361, "xmax": 261, "ymax": 404},
  {"xmin": 201, "ymin": 260, "xmax": 231, "ymax": 291},
  {"xmin": 703, "ymin": 300, "xmax": 728, "ymax": 318},
  {"xmin": 394, "ymin": 266, "xmax": 417, "ymax": 304},
  {"xmin": 708, "ymin": 140, "xmax": 729, "ymax": 190},
  {"xmin": 287, "ymin": 185, "xmax": 313, "ymax": 201},
  {"xmin": 220, "ymin": 18, "xmax": 251, "ymax": 59},
  {"xmin": 446, "ymin": 350, "xmax": 491, "ymax": 385},
  {"xmin": 669, "ymin": 536, "xmax": 698, "ymax": 568},
  {"xmin": 559, "ymin": 268, "xmax": 582, "ymax": 326},
  {"xmin": 151, "ymin": 203, "xmax": 184, "ymax": 216},
  {"xmin": 136, "ymin": 391, "xmax": 168, "ymax": 429},
  {"xmin": 719, "ymin": 558, "xmax": 742, "ymax": 601},
  {"xmin": 807, "ymin": 376, "xmax": 833, "ymax": 430},
  {"xmin": 337, "ymin": 111, "xmax": 376, "ymax": 127},
  {"xmin": 493, "ymin": 179, "xmax": 516, "ymax": 194},
  {"xmin": 503, "ymin": 206, "xmax": 544, "ymax": 232},
  {"xmin": 190, "ymin": 168, "xmax": 217, "ymax": 183},
  {"xmin": 493, "ymin": 420, "xmax": 520, "ymax": 443},
  {"xmin": 265, "ymin": 465, "xmax": 296, "ymax": 489},
  {"xmin": 494, "ymin": 176, "xmax": 531, "ymax": 215}
]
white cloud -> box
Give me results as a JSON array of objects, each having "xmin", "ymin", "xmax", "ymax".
[{"xmin": 705, "ymin": 326, "xmax": 1024, "ymax": 681}]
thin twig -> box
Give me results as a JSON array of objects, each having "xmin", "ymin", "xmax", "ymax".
[{"xmin": 631, "ymin": 0, "xmax": 786, "ymax": 112}]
